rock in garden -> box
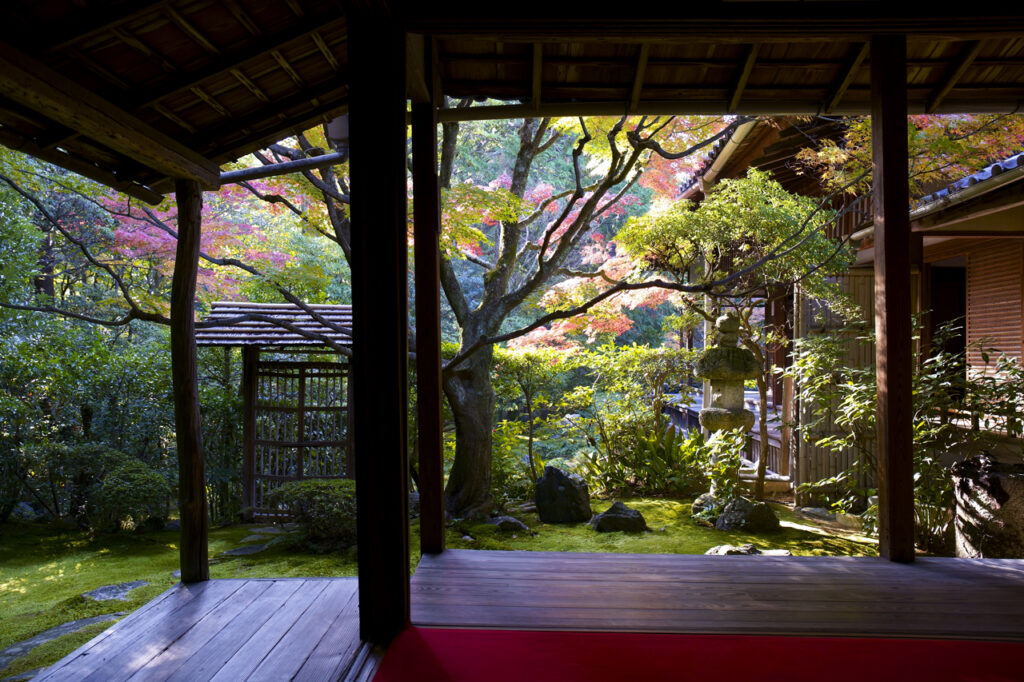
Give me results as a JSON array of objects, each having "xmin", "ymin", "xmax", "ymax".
[
  {"xmin": 82, "ymin": 580, "xmax": 148, "ymax": 602},
  {"xmin": 691, "ymin": 492, "xmax": 721, "ymax": 517},
  {"xmin": 952, "ymin": 454, "xmax": 1024, "ymax": 558},
  {"xmin": 535, "ymin": 466, "xmax": 591, "ymax": 524},
  {"xmin": 705, "ymin": 543, "xmax": 792, "ymax": 556},
  {"xmin": 715, "ymin": 498, "xmax": 780, "ymax": 532},
  {"xmin": 408, "ymin": 491, "xmax": 421, "ymax": 517},
  {"xmin": 222, "ymin": 544, "xmax": 267, "ymax": 556},
  {"xmin": 590, "ymin": 501, "xmax": 649, "ymax": 533},
  {"xmin": 797, "ymin": 506, "xmax": 836, "ymax": 521},
  {"xmin": 164, "ymin": 520, "xmax": 181, "ymax": 531},
  {"xmin": 706, "ymin": 543, "xmax": 761, "ymax": 555},
  {"xmin": 486, "ymin": 515, "xmax": 530, "ymax": 532}
]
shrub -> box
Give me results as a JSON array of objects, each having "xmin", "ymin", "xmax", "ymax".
[
  {"xmin": 95, "ymin": 459, "xmax": 170, "ymax": 532},
  {"xmin": 267, "ymin": 479, "xmax": 357, "ymax": 551}
]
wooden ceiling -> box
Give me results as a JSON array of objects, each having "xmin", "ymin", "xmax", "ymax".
[{"xmin": 1, "ymin": 2, "xmax": 1023, "ymax": 202}]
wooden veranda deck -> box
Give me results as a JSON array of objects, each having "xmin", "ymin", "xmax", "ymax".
[
  {"xmin": 36, "ymin": 578, "xmax": 379, "ymax": 682},
  {"xmin": 411, "ymin": 550, "xmax": 1024, "ymax": 640}
]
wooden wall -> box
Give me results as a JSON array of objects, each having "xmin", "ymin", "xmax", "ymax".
[{"xmin": 965, "ymin": 241, "xmax": 1024, "ymax": 373}]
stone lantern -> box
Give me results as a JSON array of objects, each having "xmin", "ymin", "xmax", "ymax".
[{"xmin": 695, "ymin": 313, "xmax": 759, "ymax": 434}]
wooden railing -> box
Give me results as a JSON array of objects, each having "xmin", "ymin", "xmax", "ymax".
[
  {"xmin": 826, "ymin": 194, "xmax": 872, "ymax": 242},
  {"xmin": 746, "ymin": 429, "xmax": 788, "ymax": 478}
]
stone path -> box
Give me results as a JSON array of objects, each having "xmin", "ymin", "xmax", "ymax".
[
  {"xmin": 0, "ymin": 613, "xmax": 124, "ymax": 673},
  {"xmin": 81, "ymin": 580, "xmax": 147, "ymax": 602}
]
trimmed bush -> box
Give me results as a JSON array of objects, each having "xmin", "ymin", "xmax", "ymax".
[
  {"xmin": 95, "ymin": 460, "xmax": 170, "ymax": 532},
  {"xmin": 267, "ymin": 479, "xmax": 357, "ymax": 551}
]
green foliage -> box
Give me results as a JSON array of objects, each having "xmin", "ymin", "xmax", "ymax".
[
  {"xmin": 703, "ymin": 429, "xmax": 747, "ymax": 505},
  {"xmin": 559, "ymin": 344, "xmax": 696, "ymax": 494},
  {"xmin": 267, "ymin": 479, "xmax": 357, "ymax": 551},
  {"xmin": 789, "ymin": 318, "xmax": 1024, "ymax": 553},
  {"xmin": 617, "ymin": 169, "xmax": 847, "ymax": 302},
  {"xmin": 94, "ymin": 460, "xmax": 170, "ymax": 532}
]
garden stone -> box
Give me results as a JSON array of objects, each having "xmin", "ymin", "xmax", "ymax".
[
  {"xmin": 82, "ymin": 580, "xmax": 148, "ymax": 602},
  {"xmin": 691, "ymin": 492, "xmax": 721, "ymax": 517},
  {"xmin": 706, "ymin": 543, "xmax": 761, "ymax": 555},
  {"xmin": 222, "ymin": 544, "xmax": 267, "ymax": 556},
  {"xmin": 461, "ymin": 535, "xmax": 474, "ymax": 542},
  {"xmin": 164, "ymin": 520, "xmax": 181, "ymax": 531},
  {"xmin": 590, "ymin": 501, "xmax": 649, "ymax": 533},
  {"xmin": 715, "ymin": 498, "xmax": 780, "ymax": 532},
  {"xmin": 11, "ymin": 502, "xmax": 40, "ymax": 521},
  {"xmin": 952, "ymin": 454, "xmax": 1024, "ymax": 558},
  {"xmin": 486, "ymin": 515, "xmax": 530, "ymax": 532},
  {"xmin": 241, "ymin": 534, "xmax": 268, "ymax": 543},
  {"xmin": 172, "ymin": 570, "xmax": 181, "ymax": 579},
  {"xmin": 252, "ymin": 526, "xmax": 285, "ymax": 534},
  {"xmin": 797, "ymin": 507, "xmax": 836, "ymax": 521},
  {"xmin": 535, "ymin": 466, "xmax": 591, "ymax": 524},
  {"xmin": 0, "ymin": 613, "xmax": 125, "ymax": 671},
  {"xmin": 835, "ymin": 513, "xmax": 863, "ymax": 531},
  {"xmin": 408, "ymin": 491, "xmax": 421, "ymax": 517},
  {"xmin": 705, "ymin": 543, "xmax": 791, "ymax": 556}
]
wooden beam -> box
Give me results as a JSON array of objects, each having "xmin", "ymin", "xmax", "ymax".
[
  {"xmin": 241, "ymin": 346, "xmax": 258, "ymax": 522},
  {"xmin": 348, "ymin": 8, "xmax": 410, "ymax": 644},
  {"xmin": 35, "ymin": 0, "xmax": 167, "ymax": 54},
  {"xmin": 871, "ymin": 34, "xmax": 915, "ymax": 563},
  {"xmin": 825, "ymin": 42, "xmax": 869, "ymax": 114},
  {"xmin": 171, "ymin": 179, "xmax": 209, "ymax": 582},
  {"xmin": 629, "ymin": 43, "xmax": 650, "ymax": 114},
  {"xmin": 532, "ymin": 43, "xmax": 543, "ymax": 111},
  {"xmin": 132, "ymin": 16, "xmax": 346, "ymax": 110},
  {"xmin": 728, "ymin": 43, "xmax": 759, "ymax": 113},
  {"xmin": 0, "ymin": 128, "xmax": 164, "ymax": 204},
  {"xmin": 407, "ymin": 34, "xmax": 431, "ymax": 104},
  {"xmin": 412, "ymin": 66, "xmax": 445, "ymax": 554},
  {"xmin": 219, "ymin": 151, "xmax": 348, "ymax": 185},
  {"xmin": 0, "ymin": 41, "xmax": 220, "ymax": 187},
  {"xmin": 926, "ymin": 40, "xmax": 984, "ymax": 113}
]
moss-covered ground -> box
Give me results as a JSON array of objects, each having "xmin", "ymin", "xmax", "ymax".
[
  {"xmin": 0, "ymin": 498, "xmax": 872, "ymax": 677},
  {"xmin": 453, "ymin": 497, "xmax": 876, "ymax": 556}
]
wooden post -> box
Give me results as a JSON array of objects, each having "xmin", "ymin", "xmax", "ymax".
[
  {"xmin": 348, "ymin": 6, "xmax": 411, "ymax": 643},
  {"xmin": 871, "ymin": 35, "xmax": 915, "ymax": 563},
  {"xmin": 241, "ymin": 346, "xmax": 258, "ymax": 522},
  {"xmin": 171, "ymin": 179, "xmax": 209, "ymax": 582},
  {"xmin": 412, "ymin": 47, "xmax": 445, "ymax": 556},
  {"xmin": 780, "ymin": 375, "xmax": 793, "ymax": 478}
]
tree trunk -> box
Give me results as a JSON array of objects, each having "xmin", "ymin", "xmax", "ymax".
[
  {"xmin": 755, "ymin": 372, "xmax": 770, "ymax": 501},
  {"xmin": 443, "ymin": 346, "xmax": 496, "ymax": 519}
]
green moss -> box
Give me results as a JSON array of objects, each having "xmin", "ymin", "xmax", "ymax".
[
  {"xmin": 450, "ymin": 497, "xmax": 877, "ymax": 557},
  {"xmin": 0, "ymin": 620, "xmax": 115, "ymax": 679}
]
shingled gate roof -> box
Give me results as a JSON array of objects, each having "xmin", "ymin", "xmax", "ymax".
[{"xmin": 196, "ymin": 301, "xmax": 351, "ymax": 350}]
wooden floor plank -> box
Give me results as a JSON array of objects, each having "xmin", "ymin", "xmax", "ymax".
[
  {"xmin": 291, "ymin": 580, "xmax": 362, "ymax": 682},
  {"xmin": 411, "ymin": 550, "xmax": 1024, "ymax": 640},
  {"xmin": 247, "ymin": 579, "xmax": 358, "ymax": 682},
  {"xmin": 37, "ymin": 581, "xmax": 195, "ymax": 679},
  {"xmin": 126, "ymin": 580, "xmax": 273, "ymax": 680},
  {"xmin": 165, "ymin": 580, "xmax": 305, "ymax": 682},
  {"xmin": 38, "ymin": 580, "xmax": 245, "ymax": 682},
  {"xmin": 208, "ymin": 580, "xmax": 331, "ymax": 682}
]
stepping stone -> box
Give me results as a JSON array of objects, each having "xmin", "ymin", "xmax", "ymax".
[
  {"xmin": 251, "ymin": 526, "xmax": 286, "ymax": 534},
  {"xmin": 240, "ymin": 534, "xmax": 269, "ymax": 543},
  {"xmin": 172, "ymin": 570, "xmax": 181, "ymax": 579},
  {"xmin": 0, "ymin": 613, "xmax": 125, "ymax": 670},
  {"xmin": 222, "ymin": 544, "xmax": 267, "ymax": 556},
  {"xmin": 82, "ymin": 581, "xmax": 148, "ymax": 602}
]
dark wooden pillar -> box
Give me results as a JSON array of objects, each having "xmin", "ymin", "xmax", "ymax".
[
  {"xmin": 871, "ymin": 35, "xmax": 915, "ymax": 563},
  {"xmin": 413, "ymin": 97, "xmax": 445, "ymax": 554},
  {"xmin": 348, "ymin": 6, "xmax": 411, "ymax": 643},
  {"xmin": 241, "ymin": 346, "xmax": 258, "ymax": 521},
  {"xmin": 171, "ymin": 179, "xmax": 209, "ymax": 582}
]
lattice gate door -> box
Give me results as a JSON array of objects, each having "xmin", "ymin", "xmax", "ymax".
[{"xmin": 248, "ymin": 359, "xmax": 351, "ymax": 519}]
